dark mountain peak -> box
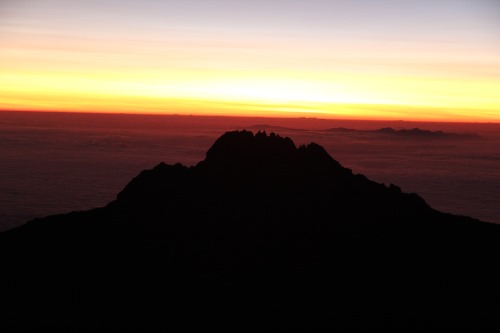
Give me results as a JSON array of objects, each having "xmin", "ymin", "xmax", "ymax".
[
  {"xmin": 297, "ymin": 141, "xmax": 346, "ymax": 171},
  {"xmin": 2, "ymin": 130, "xmax": 499, "ymax": 330},
  {"xmin": 203, "ymin": 130, "xmax": 296, "ymax": 164},
  {"xmin": 117, "ymin": 131, "xmax": 352, "ymax": 206},
  {"xmin": 196, "ymin": 130, "xmax": 349, "ymax": 178}
]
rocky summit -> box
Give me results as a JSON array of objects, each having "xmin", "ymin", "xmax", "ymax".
[{"xmin": 2, "ymin": 130, "xmax": 500, "ymax": 330}]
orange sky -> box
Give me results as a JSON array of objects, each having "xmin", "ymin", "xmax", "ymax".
[{"xmin": 1, "ymin": 0, "xmax": 499, "ymax": 122}]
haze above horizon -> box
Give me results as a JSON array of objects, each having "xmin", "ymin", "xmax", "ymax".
[{"xmin": 1, "ymin": 0, "xmax": 499, "ymax": 121}]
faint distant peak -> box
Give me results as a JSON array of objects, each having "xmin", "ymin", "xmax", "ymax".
[
  {"xmin": 249, "ymin": 124, "xmax": 281, "ymax": 129},
  {"xmin": 326, "ymin": 127, "xmax": 480, "ymax": 139},
  {"xmin": 249, "ymin": 124, "xmax": 307, "ymax": 132},
  {"xmin": 375, "ymin": 127, "xmax": 443, "ymax": 136}
]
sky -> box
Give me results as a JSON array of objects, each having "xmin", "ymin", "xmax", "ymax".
[{"xmin": 1, "ymin": 0, "xmax": 500, "ymax": 121}]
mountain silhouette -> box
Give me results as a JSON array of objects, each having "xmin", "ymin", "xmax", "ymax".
[
  {"xmin": 327, "ymin": 126, "xmax": 480, "ymax": 139},
  {"xmin": 2, "ymin": 130, "xmax": 500, "ymax": 330}
]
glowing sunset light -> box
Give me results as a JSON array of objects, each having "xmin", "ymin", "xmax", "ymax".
[{"xmin": 1, "ymin": 0, "xmax": 499, "ymax": 121}]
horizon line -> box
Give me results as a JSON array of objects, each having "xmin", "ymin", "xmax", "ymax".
[{"xmin": 1, "ymin": 108, "xmax": 499, "ymax": 125}]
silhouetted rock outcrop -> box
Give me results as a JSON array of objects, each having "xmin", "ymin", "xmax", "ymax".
[{"xmin": 1, "ymin": 130, "xmax": 499, "ymax": 330}]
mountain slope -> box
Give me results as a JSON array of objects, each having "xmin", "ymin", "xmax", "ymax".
[{"xmin": 2, "ymin": 130, "xmax": 500, "ymax": 330}]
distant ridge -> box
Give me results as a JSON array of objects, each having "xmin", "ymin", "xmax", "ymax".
[
  {"xmin": 327, "ymin": 126, "xmax": 481, "ymax": 139},
  {"xmin": 249, "ymin": 124, "xmax": 481, "ymax": 139},
  {"xmin": 1, "ymin": 130, "xmax": 499, "ymax": 330}
]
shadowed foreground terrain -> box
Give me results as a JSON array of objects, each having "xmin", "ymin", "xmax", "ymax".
[{"xmin": 2, "ymin": 130, "xmax": 500, "ymax": 330}]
